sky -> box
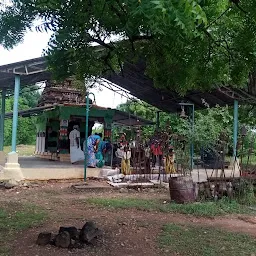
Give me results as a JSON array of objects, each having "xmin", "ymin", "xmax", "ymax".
[{"xmin": 0, "ymin": 29, "xmax": 128, "ymax": 108}]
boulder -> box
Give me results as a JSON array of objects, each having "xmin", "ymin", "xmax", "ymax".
[
  {"xmin": 36, "ymin": 232, "xmax": 52, "ymax": 246},
  {"xmin": 80, "ymin": 221, "xmax": 103, "ymax": 243},
  {"xmin": 59, "ymin": 226, "xmax": 79, "ymax": 240},
  {"xmin": 55, "ymin": 231, "xmax": 71, "ymax": 248}
]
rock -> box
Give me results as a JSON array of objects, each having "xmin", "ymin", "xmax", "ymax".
[
  {"xmin": 22, "ymin": 182, "xmax": 30, "ymax": 188},
  {"xmin": 0, "ymin": 182, "xmax": 5, "ymax": 189},
  {"xmin": 4, "ymin": 182, "xmax": 15, "ymax": 189},
  {"xmin": 36, "ymin": 232, "xmax": 52, "ymax": 246},
  {"xmin": 80, "ymin": 221, "xmax": 103, "ymax": 243},
  {"xmin": 4, "ymin": 179, "xmax": 19, "ymax": 189},
  {"xmin": 59, "ymin": 226, "xmax": 79, "ymax": 240},
  {"xmin": 55, "ymin": 231, "xmax": 71, "ymax": 248}
]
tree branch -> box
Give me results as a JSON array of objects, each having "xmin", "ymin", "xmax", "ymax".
[
  {"xmin": 206, "ymin": 7, "xmax": 231, "ymax": 29},
  {"xmin": 131, "ymin": 35, "xmax": 153, "ymax": 41},
  {"xmin": 89, "ymin": 36, "xmax": 114, "ymax": 50}
]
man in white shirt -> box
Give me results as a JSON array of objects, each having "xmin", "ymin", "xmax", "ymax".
[{"xmin": 69, "ymin": 125, "xmax": 84, "ymax": 163}]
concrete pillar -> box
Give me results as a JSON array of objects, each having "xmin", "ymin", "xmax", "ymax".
[
  {"xmin": 38, "ymin": 132, "xmax": 42, "ymax": 153},
  {"xmin": 4, "ymin": 75, "xmax": 24, "ymax": 181},
  {"xmin": 11, "ymin": 75, "xmax": 20, "ymax": 153},
  {"xmin": 0, "ymin": 88, "xmax": 6, "ymax": 165},
  {"xmin": 35, "ymin": 132, "xmax": 39, "ymax": 154},
  {"xmin": 41, "ymin": 132, "xmax": 46, "ymax": 153}
]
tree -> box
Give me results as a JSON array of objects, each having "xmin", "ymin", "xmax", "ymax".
[
  {"xmin": 1, "ymin": 1, "xmax": 256, "ymax": 94},
  {"xmin": 3, "ymin": 85, "xmax": 41, "ymax": 146},
  {"xmin": 116, "ymin": 100, "xmax": 236, "ymax": 151}
]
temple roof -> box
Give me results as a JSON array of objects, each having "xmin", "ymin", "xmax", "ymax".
[
  {"xmin": 37, "ymin": 79, "xmax": 86, "ymax": 106},
  {"xmin": 4, "ymin": 104, "xmax": 155, "ymax": 126}
]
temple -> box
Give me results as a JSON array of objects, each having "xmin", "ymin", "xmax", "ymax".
[{"xmin": 5, "ymin": 79, "xmax": 154, "ymax": 163}]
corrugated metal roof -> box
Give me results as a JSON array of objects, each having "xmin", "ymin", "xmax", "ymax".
[
  {"xmin": 106, "ymin": 61, "xmax": 256, "ymax": 112},
  {"xmin": 1, "ymin": 57, "xmax": 256, "ymax": 112}
]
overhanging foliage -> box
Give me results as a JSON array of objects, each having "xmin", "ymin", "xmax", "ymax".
[{"xmin": 1, "ymin": 1, "xmax": 256, "ymax": 94}]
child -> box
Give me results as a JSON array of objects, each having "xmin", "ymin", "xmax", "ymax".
[
  {"xmin": 121, "ymin": 146, "xmax": 131, "ymax": 175},
  {"xmin": 165, "ymin": 146, "xmax": 176, "ymax": 174}
]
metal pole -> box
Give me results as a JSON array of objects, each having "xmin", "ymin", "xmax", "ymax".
[
  {"xmin": 191, "ymin": 104, "xmax": 195, "ymax": 171},
  {"xmin": 11, "ymin": 75, "xmax": 20, "ymax": 153},
  {"xmin": 179, "ymin": 102, "xmax": 194, "ymax": 170},
  {"xmin": 84, "ymin": 92, "xmax": 95, "ymax": 181},
  {"xmin": 110, "ymin": 124, "xmax": 114, "ymax": 168},
  {"xmin": 84, "ymin": 94, "xmax": 90, "ymax": 181},
  {"xmin": 156, "ymin": 111, "xmax": 160, "ymax": 130},
  {"xmin": 233, "ymin": 100, "xmax": 238, "ymax": 157},
  {"xmin": 0, "ymin": 88, "xmax": 6, "ymax": 151}
]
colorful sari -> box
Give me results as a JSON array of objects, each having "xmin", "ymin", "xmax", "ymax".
[
  {"xmin": 86, "ymin": 135, "xmax": 101, "ymax": 167},
  {"xmin": 95, "ymin": 140, "xmax": 106, "ymax": 168}
]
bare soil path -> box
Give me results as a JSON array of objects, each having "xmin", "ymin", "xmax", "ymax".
[{"xmin": 0, "ymin": 181, "xmax": 255, "ymax": 256}]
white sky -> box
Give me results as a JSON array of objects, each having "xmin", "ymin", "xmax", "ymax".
[{"xmin": 0, "ymin": 29, "xmax": 128, "ymax": 108}]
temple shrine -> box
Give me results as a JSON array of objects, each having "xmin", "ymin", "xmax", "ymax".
[{"xmin": 34, "ymin": 79, "xmax": 153, "ymax": 162}]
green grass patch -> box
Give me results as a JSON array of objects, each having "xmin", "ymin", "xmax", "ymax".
[
  {"xmin": 4, "ymin": 144, "xmax": 35, "ymax": 156},
  {"xmin": 0, "ymin": 202, "xmax": 46, "ymax": 255},
  {"xmin": 86, "ymin": 197, "xmax": 255, "ymax": 217},
  {"xmin": 159, "ymin": 223, "xmax": 256, "ymax": 256}
]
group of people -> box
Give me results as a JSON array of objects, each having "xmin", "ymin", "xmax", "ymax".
[
  {"xmin": 69, "ymin": 126, "xmax": 176, "ymax": 173},
  {"xmin": 114, "ymin": 137, "xmax": 176, "ymax": 175},
  {"xmin": 69, "ymin": 125, "xmax": 110, "ymax": 167},
  {"xmin": 148, "ymin": 140, "xmax": 176, "ymax": 174}
]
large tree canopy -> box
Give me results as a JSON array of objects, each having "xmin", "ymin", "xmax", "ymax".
[{"xmin": 1, "ymin": 0, "xmax": 256, "ymax": 93}]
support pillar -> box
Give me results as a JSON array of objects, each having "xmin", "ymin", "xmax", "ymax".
[
  {"xmin": 233, "ymin": 100, "xmax": 238, "ymax": 157},
  {"xmin": 0, "ymin": 88, "xmax": 6, "ymax": 165},
  {"xmin": 231, "ymin": 100, "xmax": 240, "ymax": 175},
  {"xmin": 4, "ymin": 75, "xmax": 24, "ymax": 181},
  {"xmin": 11, "ymin": 75, "xmax": 20, "ymax": 153},
  {"xmin": 156, "ymin": 111, "xmax": 160, "ymax": 130},
  {"xmin": 190, "ymin": 104, "xmax": 195, "ymax": 171}
]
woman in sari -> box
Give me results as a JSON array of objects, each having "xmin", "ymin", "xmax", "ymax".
[
  {"xmin": 86, "ymin": 134, "xmax": 101, "ymax": 167},
  {"xmin": 95, "ymin": 139, "xmax": 107, "ymax": 168}
]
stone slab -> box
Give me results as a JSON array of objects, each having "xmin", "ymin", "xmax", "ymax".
[{"xmin": 107, "ymin": 181, "xmax": 155, "ymax": 188}]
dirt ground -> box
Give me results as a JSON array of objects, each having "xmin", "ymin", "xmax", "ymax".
[{"xmin": 0, "ymin": 180, "xmax": 256, "ymax": 256}]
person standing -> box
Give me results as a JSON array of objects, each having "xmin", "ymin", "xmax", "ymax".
[
  {"xmin": 86, "ymin": 134, "xmax": 101, "ymax": 168},
  {"xmin": 165, "ymin": 146, "xmax": 176, "ymax": 174},
  {"xmin": 151, "ymin": 141, "xmax": 163, "ymax": 167},
  {"xmin": 69, "ymin": 125, "xmax": 84, "ymax": 164},
  {"xmin": 121, "ymin": 146, "xmax": 131, "ymax": 175}
]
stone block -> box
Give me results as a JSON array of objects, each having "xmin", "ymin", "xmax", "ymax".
[{"xmin": 4, "ymin": 152, "xmax": 24, "ymax": 181}]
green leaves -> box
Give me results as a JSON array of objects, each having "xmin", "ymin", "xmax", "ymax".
[{"xmin": 1, "ymin": 0, "xmax": 256, "ymax": 94}]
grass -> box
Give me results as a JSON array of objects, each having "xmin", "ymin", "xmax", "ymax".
[
  {"xmin": 0, "ymin": 202, "xmax": 46, "ymax": 255},
  {"xmin": 86, "ymin": 197, "xmax": 256, "ymax": 217},
  {"xmin": 159, "ymin": 223, "xmax": 256, "ymax": 256},
  {"xmin": 3, "ymin": 144, "xmax": 35, "ymax": 156}
]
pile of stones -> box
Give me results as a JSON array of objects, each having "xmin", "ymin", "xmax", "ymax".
[{"xmin": 36, "ymin": 221, "xmax": 102, "ymax": 249}]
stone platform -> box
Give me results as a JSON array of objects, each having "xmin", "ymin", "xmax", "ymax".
[{"xmin": 0, "ymin": 156, "xmax": 101, "ymax": 181}]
